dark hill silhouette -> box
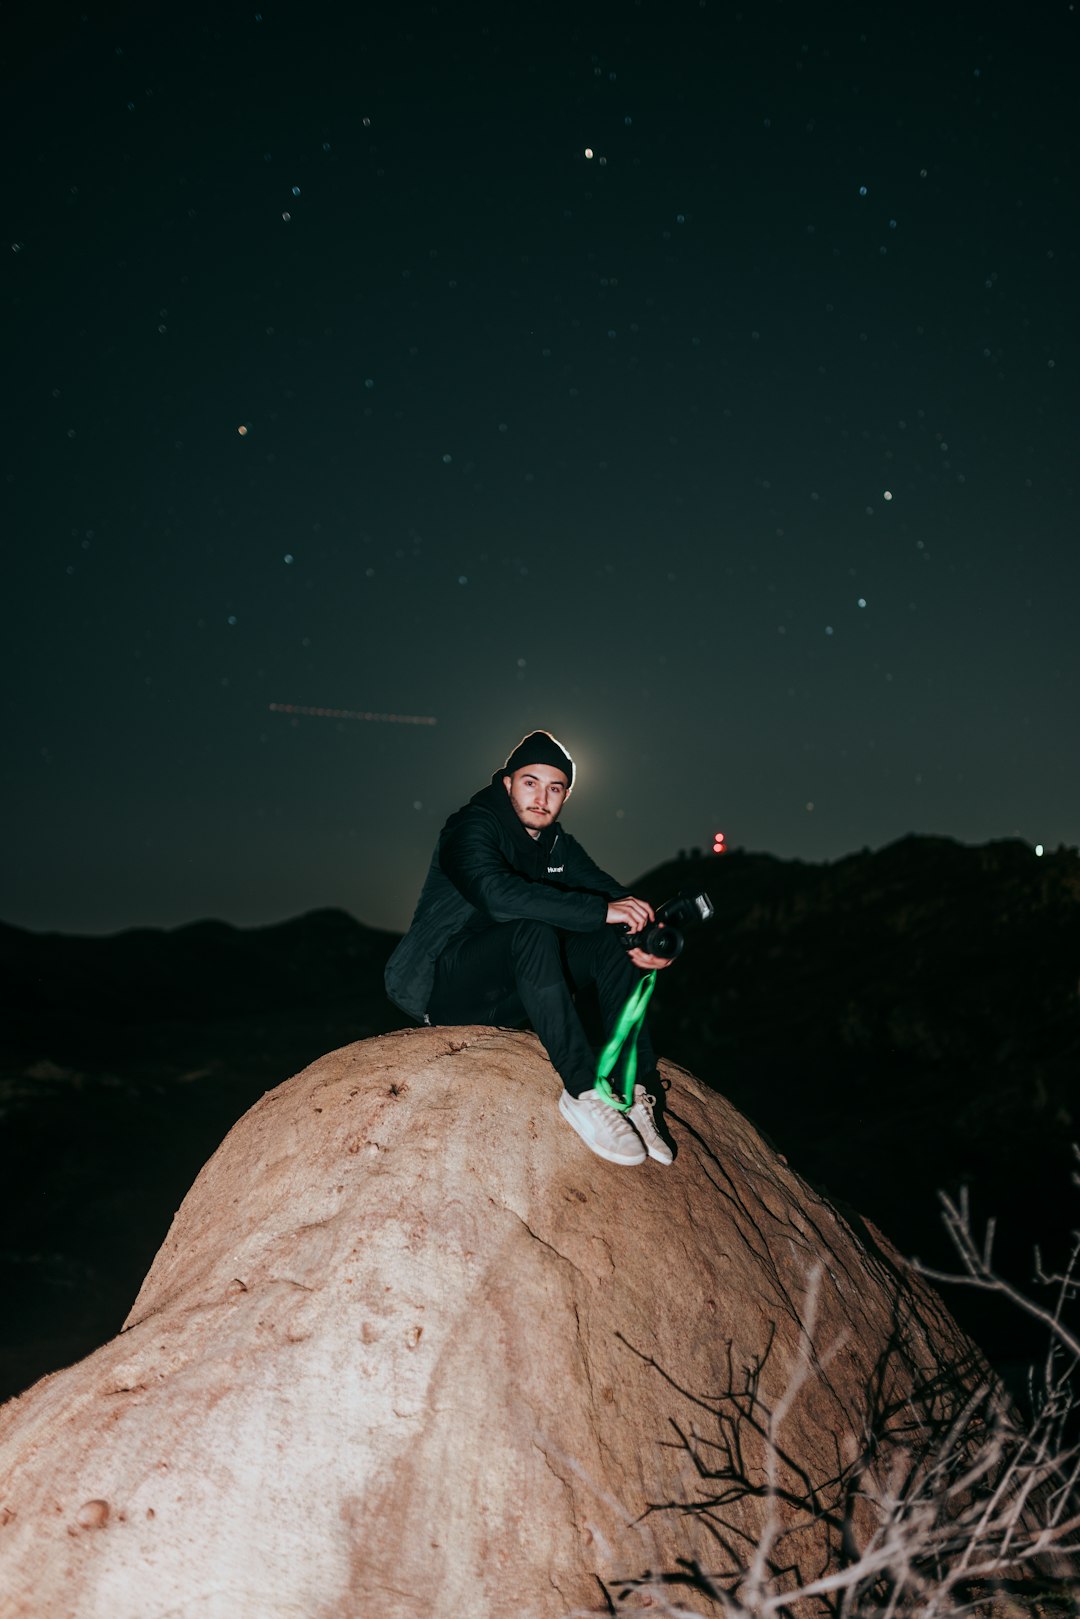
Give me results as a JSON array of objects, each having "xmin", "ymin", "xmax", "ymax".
[
  {"xmin": 0, "ymin": 907, "xmax": 397, "ymax": 1063},
  {"xmin": 629, "ymin": 835, "xmax": 1080, "ymax": 1375},
  {"xmin": 1, "ymin": 834, "xmax": 1077, "ymax": 1402},
  {"xmin": 0, "ymin": 909, "xmax": 403, "ymax": 1401}
]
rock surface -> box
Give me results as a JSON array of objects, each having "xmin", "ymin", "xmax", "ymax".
[
  {"xmin": 5, "ymin": 836, "xmax": 1077, "ymax": 1398},
  {"xmin": 0, "ymin": 1026, "xmax": 984, "ymax": 1618}
]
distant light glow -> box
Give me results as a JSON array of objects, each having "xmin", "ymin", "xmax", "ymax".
[
  {"xmin": 584, "ymin": 147, "xmax": 594, "ymax": 159},
  {"xmin": 883, "ymin": 489, "xmax": 893, "ymax": 500},
  {"xmin": 1035, "ymin": 843, "xmax": 1044, "ymax": 856},
  {"xmin": 269, "ymin": 703, "xmax": 437, "ymax": 726},
  {"xmin": 712, "ymin": 830, "xmax": 726, "ymax": 854},
  {"xmin": 237, "ymin": 424, "xmax": 249, "ymax": 436}
]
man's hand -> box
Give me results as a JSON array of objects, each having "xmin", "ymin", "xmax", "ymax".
[
  {"xmin": 627, "ymin": 945, "xmax": 675, "ymax": 972},
  {"xmin": 605, "ymin": 896, "xmax": 654, "ymax": 934},
  {"xmin": 606, "ymin": 896, "xmax": 676, "ymax": 972}
]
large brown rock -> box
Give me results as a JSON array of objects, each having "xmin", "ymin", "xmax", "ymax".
[{"xmin": 0, "ymin": 1027, "xmax": 983, "ymax": 1617}]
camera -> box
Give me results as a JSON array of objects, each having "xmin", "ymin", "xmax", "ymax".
[{"xmin": 621, "ymin": 890, "xmax": 714, "ymax": 960}]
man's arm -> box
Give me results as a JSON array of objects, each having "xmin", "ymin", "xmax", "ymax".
[
  {"xmin": 440, "ymin": 813, "xmax": 607, "ymax": 931},
  {"xmin": 561, "ymin": 834, "xmax": 675, "ymax": 971},
  {"xmin": 556, "ymin": 832, "xmax": 628, "ymax": 900}
]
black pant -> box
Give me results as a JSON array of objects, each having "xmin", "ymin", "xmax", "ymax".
[{"xmin": 428, "ymin": 919, "xmax": 657, "ymax": 1097}]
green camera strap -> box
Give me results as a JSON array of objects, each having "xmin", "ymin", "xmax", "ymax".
[{"xmin": 595, "ymin": 970, "xmax": 658, "ymax": 1111}]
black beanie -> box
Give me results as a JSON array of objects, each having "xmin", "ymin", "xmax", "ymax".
[{"xmin": 502, "ymin": 729, "xmax": 575, "ymax": 791}]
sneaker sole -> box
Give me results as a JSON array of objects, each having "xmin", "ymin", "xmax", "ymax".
[
  {"xmin": 631, "ymin": 1117, "xmax": 674, "ymax": 1163},
  {"xmin": 559, "ymin": 1093, "xmax": 646, "ymax": 1166},
  {"xmin": 629, "ymin": 1097, "xmax": 674, "ymax": 1164}
]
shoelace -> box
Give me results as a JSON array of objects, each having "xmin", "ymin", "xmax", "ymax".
[{"xmin": 581, "ymin": 1091, "xmax": 635, "ymax": 1134}]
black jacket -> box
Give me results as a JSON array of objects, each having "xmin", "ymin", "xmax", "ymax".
[{"xmin": 384, "ymin": 773, "xmax": 628, "ymax": 1020}]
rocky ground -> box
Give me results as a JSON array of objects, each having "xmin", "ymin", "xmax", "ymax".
[{"xmin": 0, "ymin": 1027, "xmax": 1001, "ymax": 1619}]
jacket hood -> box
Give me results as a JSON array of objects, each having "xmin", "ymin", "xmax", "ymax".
[{"xmin": 473, "ymin": 774, "xmax": 560, "ymax": 855}]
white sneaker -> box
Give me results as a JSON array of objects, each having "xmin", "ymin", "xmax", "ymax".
[
  {"xmin": 559, "ymin": 1088, "xmax": 646, "ymax": 1166},
  {"xmin": 628, "ymin": 1084, "xmax": 673, "ymax": 1165}
]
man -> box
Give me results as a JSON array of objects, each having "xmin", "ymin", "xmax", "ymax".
[{"xmin": 384, "ymin": 730, "xmax": 675, "ymax": 1167}]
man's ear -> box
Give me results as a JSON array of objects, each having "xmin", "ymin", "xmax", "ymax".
[{"xmin": 502, "ymin": 774, "xmax": 512, "ymax": 795}]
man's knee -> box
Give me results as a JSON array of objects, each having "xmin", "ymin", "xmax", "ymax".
[
  {"xmin": 582, "ymin": 923, "xmax": 631, "ymax": 970},
  {"xmin": 592, "ymin": 923, "xmax": 625, "ymax": 958},
  {"xmin": 508, "ymin": 918, "xmax": 560, "ymax": 962},
  {"xmin": 592, "ymin": 928, "xmax": 645, "ymax": 993}
]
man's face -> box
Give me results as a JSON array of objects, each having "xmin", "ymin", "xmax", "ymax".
[{"xmin": 502, "ymin": 764, "xmax": 569, "ymax": 835}]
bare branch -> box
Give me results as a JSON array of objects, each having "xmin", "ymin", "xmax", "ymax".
[{"xmin": 585, "ymin": 1163, "xmax": 1080, "ymax": 1619}]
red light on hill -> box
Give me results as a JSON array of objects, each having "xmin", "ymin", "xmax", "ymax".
[{"xmin": 712, "ymin": 830, "xmax": 726, "ymax": 854}]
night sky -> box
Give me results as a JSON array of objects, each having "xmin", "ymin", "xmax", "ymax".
[{"xmin": 4, "ymin": 3, "xmax": 1077, "ymax": 937}]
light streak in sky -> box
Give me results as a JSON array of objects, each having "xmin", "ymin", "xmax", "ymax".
[{"xmin": 269, "ymin": 703, "xmax": 437, "ymax": 726}]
